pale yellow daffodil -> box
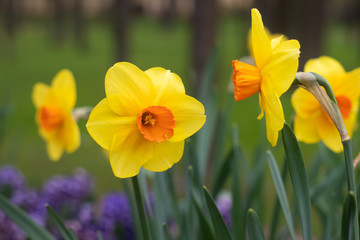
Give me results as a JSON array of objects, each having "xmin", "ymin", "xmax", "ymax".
[
  {"xmin": 32, "ymin": 70, "xmax": 80, "ymax": 161},
  {"xmin": 232, "ymin": 8, "xmax": 300, "ymax": 146},
  {"xmin": 292, "ymin": 56, "xmax": 360, "ymax": 152},
  {"xmin": 86, "ymin": 62, "xmax": 206, "ymax": 178}
]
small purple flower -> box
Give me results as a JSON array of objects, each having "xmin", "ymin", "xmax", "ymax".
[
  {"xmin": 100, "ymin": 193, "xmax": 135, "ymax": 240},
  {"xmin": 215, "ymin": 192, "xmax": 232, "ymax": 229},
  {"xmin": 0, "ymin": 210, "xmax": 26, "ymax": 240},
  {"xmin": 42, "ymin": 168, "xmax": 94, "ymax": 216},
  {"xmin": 0, "ymin": 165, "xmax": 26, "ymax": 196}
]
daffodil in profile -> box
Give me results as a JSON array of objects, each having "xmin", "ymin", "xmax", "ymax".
[
  {"xmin": 292, "ymin": 56, "xmax": 360, "ymax": 152},
  {"xmin": 232, "ymin": 8, "xmax": 300, "ymax": 146},
  {"xmin": 32, "ymin": 70, "xmax": 80, "ymax": 161},
  {"xmin": 86, "ymin": 62, "xmax": 206, "ymax": 178}
]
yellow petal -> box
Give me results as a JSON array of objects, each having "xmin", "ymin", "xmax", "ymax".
[
  {"xmin": 52, "ymin": 69, "xmax": 76, "ymax": 110},
  {"xmin": 86, "ymin": 98, "xmax": 136, "ymax": 150},
  {"xmin": 304, "ymin": 56, "xmax": 345, "ymax": 85},
  {"xmin": 143, "ymin": 140, "xmax": 184, "ymax": 172},
  {"xmin": 316, "ymin": 113, "xmax": 343, "ymax": 153},
  {"xmin": 162, "ymin": 94, "xmax": 206, "ymax": 142},
  {"xmin": 251, "ymin": 8, "xmax": 272, "ymax": 69},
  {"xmin": 336, "ymin": 68, "xmax": 360, "ymax": 101},
  {"xmin": 293, "ymin": 112, "xmax": 321, "ymax": 143},
  {"xmin": 62, "ymin": 114, "xmax": 81, "ymax": 153},
  {"xmin": 32, "ymin": 83, "xmax": 50, "ymax": 109},
  {"xmin": 262, "ymin": 39, "xmax": 300, "ymax": 96},
  {"xmin": 344, "ymin": 100, "xmax": 359, "ymax": 138},
  {"xmin": 291, "ymin": 87, "xmax": 320, "ymax": 119},
  {"xmin": 145, "ymin": 67, "xmax": 185, "ymax": 105},
  {"xmin": 46, "ymin": 140, "xmax": 63, "ymax": 161},
  {"xmin": 105, "ymin": 62, "xmax": 155, "ymax": 115},
  {"xmin": 110, "ymin": 125, "xmax": 154, "ymax": 178},
  {"xmin": 270, "ymin": 35, "xmax": 283, "ymax": 49},
  {"xmin": 260, "ymin": 78, "xmax": 285, "ymax": 146}
]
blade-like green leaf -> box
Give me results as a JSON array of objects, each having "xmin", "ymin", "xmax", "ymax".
[
  {"xmin": 203, "ymin": 186, "xmax": 232, "ymax": 240},
  {"xmin": 46, "ymin": 205, "xmax": 77, "ymax": 240},
  {"xmin": 0, "ymin": 194, "xmax": 55, "ymax": 240},
  {"xmin": 341, "ymin": 191, "xmax": 356, "ymax": 240},
  {"xmin": 231, "ymin": 124, "xmax": 244, "ymax": 240},
  {"xmin": 281, "ymin": 124, "xmax": 312, "ymax": 240},
  {"xmin": 97, "ymin": 231, "xmax": 104, "ymax": 240},
  {"xmin": 212, "ymin": 149, "xmax": 232, "ymax": 199},
  {"xmin": 267, "ymin": 151, "xmax": 296, "ymax": 240},
  {"xmin": 192, "ymin": 190, "xmax": 215, "ymax": 240},
  {"xmin": 246, "ymin": 209, "xmax": 265, "ymax": 240}
]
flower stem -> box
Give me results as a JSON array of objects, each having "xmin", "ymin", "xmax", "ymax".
[
  {"xmin": 343, "ymin": 139, "xmax": 359, "ymax": 240},
  {"xmin": 131, "ymin": 175, "xmax": 152, "ymax": 240}
]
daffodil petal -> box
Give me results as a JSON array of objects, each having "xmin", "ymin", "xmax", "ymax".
[
  {"xmin": 52, "ymin": 69, "xmax": 76, "ymax": 110},
  {"xmin": 32, "ymin": 83, "xmax": 50, "ymax": 109},
  {"xmin": 294, "ymin": 112, "xmax": 321, "ymax": 143},
  {"xmin": 261, "ymin": 79, "xmax": 285, "ymax": 146},
  {"xmin": 251, "ymin": 8, "xmax": 272, "ymax": 69},
  {"xmin": 262, "ymin": 39, "xmax": 300, "ymax": 96},
  {"xmin": 145, "ymin": 67, "xmax": 185, "ymax": 105},
  {"xmin": 336, "ymin": 68, "xmax": 360, "ymax": 100},
  {"xmin": 344, "ymin": 100, "xmax": 359, "ymax": 138},
  {"xmin": 110, "ymin": 126, "xmax": 154, "ymax": 178},
  {"xmin": 270, "ymin": 35, "xmax": 283, "ymax": 49},
  {"xmin": 46, "ymin": 140, "xmax": 63, "ymax": 161},
  {"xmin": 316, "ymin": 114, "xmax": 343, "ymax": 153},
  {"xmin": 105, "ymin": 62, "xmax": 155, "ymax": 115},
  {"xmin": 143, "ymin": 140, "xmax": 184, "ymax": 172},
  {"xmin": 291, "ymin": 87, "xmax": 319, "ymax": 119},
  {"xmin": 304, "ymin": 56, "xmax": 345, "ymax": 85},
  {"xmin": 86, "ymin": 98, "xmax": 136, "ymax": 150},
  {"xmin": 162, "ymin": 94, "xmax": 206, "ymax": 142},
  {"xmin": 62, "ymin": 115, "xmax": 80, "ymax": 153}
]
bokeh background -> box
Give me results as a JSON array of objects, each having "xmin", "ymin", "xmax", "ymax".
[{"xmin": 0, "ymin": 0, "xmax": 360, "ymax": 195}]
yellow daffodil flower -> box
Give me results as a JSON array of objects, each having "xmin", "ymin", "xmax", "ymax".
[
  {"xmin": 32, "ymin": 70, "xmax": 80, "ymax": 161},
  {"xmin": 292, "ymin": 56, "xmax": 360, "ymax": 152},
  {"xmin": 232, "ymin": 8, "xmax": 300, "ymax": 146},
  {"xmin": 86, "ymin": 62, "xmax": 206, "ymax": 178}
]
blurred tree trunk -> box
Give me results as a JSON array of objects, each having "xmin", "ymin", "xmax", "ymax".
[
  {"xmin": 192, "ymin": 0, "xmax": 218, "ymax": 94},
  {"xmin": 53, "ymin": 0, "xmax": 65, "ymax": 43},
  {"xmin": 3, "ymin": 0, "xmax": 17, "ymax": 39},
  {"xmin": 73, "ymin": 0, "xmax": 86, "ymax": 48},
  {"xmin": 113, "ymin": 0, "xmax": 130, "ymax": 61}
]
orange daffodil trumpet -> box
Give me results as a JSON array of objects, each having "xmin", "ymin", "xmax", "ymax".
[
  {"xmin": 292, "ymin": 56, "xmax": 360, "ymax": 152},
  {"xmin": 232, "ymin": 8, "xmax": 300, "ymax": 146},
  {"xmin": 32, "ymin": 70, "xmax": 80, "ymax": 161},
  {"xmin": 86, "ymin": 62, "xmax": 206, "ymax": 178}
]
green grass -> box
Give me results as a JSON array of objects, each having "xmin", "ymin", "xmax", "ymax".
[{"xmin": 0, "ymin": 15, "xmax": 359, "ymax": 195}]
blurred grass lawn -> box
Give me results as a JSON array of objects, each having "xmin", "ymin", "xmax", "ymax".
[{"xmin": 0, "ymin": 15, "xmax": 359, "ymax": 195}]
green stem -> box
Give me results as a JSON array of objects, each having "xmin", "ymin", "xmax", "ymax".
[
  {"xmin": 343, "ymin": 140, "xmax": 359, "ymax": 240},
  {"xmin": 131, "ymin": 176, "xmax": 152, "ymax": 240}
]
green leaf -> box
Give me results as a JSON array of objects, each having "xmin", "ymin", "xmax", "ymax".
[
  {"xmin": 341, "ymin": 191, "xmax": 356, "ymax": 240},
  {"xmin": 212, "ymin": 149, "xmax": 232, "ymax": 199},
  {"xmin": 203, "ymin": 186, "xmax": 232, "ymax": 240},
  {"xmin": 281, "ymin": 124, "xmax": 313, "ymax": 240},
  {"xmin": 0, "ymin": 194, "xmax": 55, "ymax": 240},
  {"xmin": 246, "ymin": 209, "xmax": 265, "ymax": 240},
  {"xmin": 267, "ymin": 151, "xmax": 296, "ymax": 240},
  {"xmin": 231, "ymin": 124, "xmax": 244, "ymax": 240},
  {"xmin": 97, "ymin": 231, "xmax": 104, "ymax": 240},
  {"xmin": 46, "ymin": 205, "xmax": 77, "ymax": 240},
  {"xmin": 192, "ymin": 190, "xmax": 215, "ymax": 240}
]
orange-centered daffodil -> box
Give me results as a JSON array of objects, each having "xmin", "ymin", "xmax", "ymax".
[
  {"xmin": 86, "ymin": 62, "xmax": 206, "ymax": 178},
  {"xmin": 32, "ymin": 70, "xmax": 80, "ymax": 161},
  {"xmin": 232, "ymin": 8, "xmax": 300, "ymax": 146},
  {"xmin": 292, "ymin": 56, "xmax": 360, "ymax": 152}
]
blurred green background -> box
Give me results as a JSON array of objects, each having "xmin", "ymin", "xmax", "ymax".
[{"xmin": 0, "ymin": 0, "xmax": 360, "ymax": 195}]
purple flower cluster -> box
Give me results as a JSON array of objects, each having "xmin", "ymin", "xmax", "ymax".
[
  {"xmin": 215, "ymin": 191, "xmax": 232, "ymax": 229},
  {"xmin": 0, "ymin": 165, "xmax": 135, "ymax": 240}
]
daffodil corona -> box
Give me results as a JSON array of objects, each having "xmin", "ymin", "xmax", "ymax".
[
  {"xmin": 86, "ymin": 62, "xmax": 206, "ymax": 178},
  {"xmin": 292, "ymin": 56, "xmax": 360, "ymax": 152},
  {"xmin": 32, "ymin": 70, "xmax": 80, "ymax": 161},
  {"xmin": 232, "ymin": 8, "xmax": 300, "ymax": 146}
]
